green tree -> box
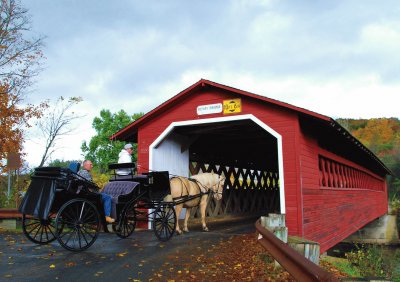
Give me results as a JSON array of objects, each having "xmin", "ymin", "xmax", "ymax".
[
  {"xmin": 48, "ymin": 159, "xmax": 81, "ymax": 168},
  {"xmin": 81, "ymin": 109, "xmax": 143, "ymax": 172}
]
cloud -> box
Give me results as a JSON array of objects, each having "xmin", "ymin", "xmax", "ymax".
[
  {"xmin": 217, "ymin": 73, "xmax": 400, "ymax": 119},
  {"xmin": 20, "ymin": 0, "xmax": 400, "ymax": 167},
  {"xmin": 176, "ymin": 70, "xmax": 400, "ymax": 119}
]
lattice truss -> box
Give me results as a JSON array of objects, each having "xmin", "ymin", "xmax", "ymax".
[{"xmin": 188, "ymin": 161, "xmax": 281, "ymax": 219}]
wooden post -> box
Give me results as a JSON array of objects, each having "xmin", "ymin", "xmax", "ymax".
[{"xmin": 6, "ymin": 152, "xmax": 20, "ymax": 199}]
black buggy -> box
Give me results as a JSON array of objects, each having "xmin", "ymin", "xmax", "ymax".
[{"xmin": 18, "ymin": 163, "xmax": 177, "ymax": 252}]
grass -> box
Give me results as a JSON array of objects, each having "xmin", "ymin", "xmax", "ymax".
[{"xmin": 321, "ymin": 256, "xmax": 361, "ymax": 278}]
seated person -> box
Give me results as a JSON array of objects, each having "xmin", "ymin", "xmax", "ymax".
[
  {"xmin": 117, "ymin": 143, "xmax": 134, "ymax": 175},
  {"xmin": 77, "ymin": 160, "xmax": 115, "ymax": 223}
]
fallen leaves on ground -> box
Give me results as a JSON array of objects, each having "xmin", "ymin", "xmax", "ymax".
[
  {"xmin": 150, "ymin": 233, "xmax": 348, "ymax": 281},
  {"xmin": 150, "ymin": 234, "xmax": 295, "ymax": 281}
]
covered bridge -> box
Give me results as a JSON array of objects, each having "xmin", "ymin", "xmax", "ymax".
[{"xmin": 111, "ymin": 79, "xmax": 390, "ymax": 253}]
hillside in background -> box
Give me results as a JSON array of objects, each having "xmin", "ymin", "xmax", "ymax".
[{"xmin": 336, "ymin": 118, "xmax": 400, "ymax": 196}]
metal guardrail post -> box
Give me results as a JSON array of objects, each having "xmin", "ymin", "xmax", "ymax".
[{"xmin": 255, "ymin": 219, "xmax": 340, "ymax": 282}]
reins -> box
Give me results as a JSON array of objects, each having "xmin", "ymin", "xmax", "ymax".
[
  {"xmin": 135, "ymin": 166, "xmax": 183, "ymax": 179},
  {"xmin": 139, "ymin": 166, "xmax": 224, "ymax": 198}
]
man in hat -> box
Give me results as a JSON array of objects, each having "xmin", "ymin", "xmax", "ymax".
[{"xmin": 117, "ymin": 143, "xmax": 134, "ymax": 175}]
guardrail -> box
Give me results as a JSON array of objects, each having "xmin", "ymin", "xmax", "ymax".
[
  {"xmin": 255, "ymin": 219, "xmax": 340, "ymax": 282},
  {"xmin": 0, "ymin": 208, "xmax": 21, "ymax": 219}
]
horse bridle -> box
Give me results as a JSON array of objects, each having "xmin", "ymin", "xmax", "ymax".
[
  {"xmin": 191, "ymin": 174, "xmax": 225, "ymax": 196},
  {"xmin": 211, "ymin": 174, "xmax": 225, "ymax": 197}
]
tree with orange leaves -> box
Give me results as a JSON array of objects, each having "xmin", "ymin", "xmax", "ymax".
[
  {"xmin": 0, "ymin": 0, "xmax": 46, "ymax": 171},
  {"xmin": 0, "ymin": 83, "xmax": 46, "ymax": 171}
]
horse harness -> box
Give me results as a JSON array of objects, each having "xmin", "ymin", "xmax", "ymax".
[
  {"xmin": 170, "ymin": 177, "xmax": 210, "ymax": 204},
  {"xmin": 190, "ymin": 174, "xmax": 224, "ymax": 194}
]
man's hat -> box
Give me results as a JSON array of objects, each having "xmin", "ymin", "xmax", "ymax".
[{"xmin": 124, "ymin": 143, "xmax": 133, "ymax": 150}]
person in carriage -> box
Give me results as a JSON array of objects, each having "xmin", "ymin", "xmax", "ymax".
[
  {"xmin": 78, "ymin": 160, "xmax": 115, "ymax": 223},
  {"xmin": 117, "ymin": 143, "xmax": 134, "ymax": 175}
]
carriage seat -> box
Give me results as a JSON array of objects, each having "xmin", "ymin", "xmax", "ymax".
[
  {"xmin": 68, "ymin": 162, "xmax": 81, "ymax": 173},
  {"xmin": 102, "ymin": 181, "xmax": 140, "ymax": 219}
]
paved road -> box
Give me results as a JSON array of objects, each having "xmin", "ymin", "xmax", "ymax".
[{"xmin": 0, "ymin": 216, "xmax": 257, "ymax": 281}]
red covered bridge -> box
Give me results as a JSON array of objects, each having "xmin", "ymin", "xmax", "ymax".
[{"xmin": 111, "ymin": 79, "xmax": 390, "ymax": 253}]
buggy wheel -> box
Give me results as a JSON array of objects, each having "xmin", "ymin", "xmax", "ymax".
[
  {"xmin": 152, "ymin": 204, "xmax": 176, "ymax": 242},
  {"xmin": 55, "ymin": 199, "xmax": 100, "ymax": 252},
  {"xmin": 112, "ymin": 203, "xmax": 137, "ymax": 238},
  {"xmin": 22, "ymin": 213, "xmax": 57, "ymax": 244}
]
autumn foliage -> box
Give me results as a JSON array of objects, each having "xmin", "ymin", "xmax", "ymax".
[
  {"xmin": 337, "ymin": 118, "xmax": 400, "ymax": 177},
  {"xmin": 0, "ymin": 84, "xmax": 46, "ymax": 170}
]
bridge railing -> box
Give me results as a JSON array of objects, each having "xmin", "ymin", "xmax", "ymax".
[{"xmin": 255, "ymin": 219, "xmax": 340, "ymax": 282}]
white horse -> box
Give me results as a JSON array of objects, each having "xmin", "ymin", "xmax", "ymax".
[{"xmin": 169, "ymin": 172, "xmax": 225, "ymax": 234}]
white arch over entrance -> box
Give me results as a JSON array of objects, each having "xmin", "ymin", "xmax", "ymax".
[{"xmin": 149, "ymin": 114, "xmax": 286, "ymax": 214}]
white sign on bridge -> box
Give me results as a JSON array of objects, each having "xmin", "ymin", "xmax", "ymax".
[{"xmin": 196, "ymin": 103, "xmax": 222, "ymax": 115}]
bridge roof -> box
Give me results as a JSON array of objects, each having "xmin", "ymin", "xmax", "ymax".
[{"xmin": 110, "ymin": 79, "xmax": 391, "ymax": 176}]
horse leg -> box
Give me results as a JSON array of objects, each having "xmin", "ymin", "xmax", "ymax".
[
  {"xmin": 200, "ymin": 197, "xmax": 209, "ymax": 232},
  {"xmin": 174, "ymin": 204, "xmax": 183, "ymax": 235},
  {"xmin": 183, "ymin": 207, "xmax": 191, "ymax": 232}
]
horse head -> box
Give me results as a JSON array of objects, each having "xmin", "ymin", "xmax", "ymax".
[{"xmin": 212, "ymin": 173, "xmax": 225, "ymax": 201}]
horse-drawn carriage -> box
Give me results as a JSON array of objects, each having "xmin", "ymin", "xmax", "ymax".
[
  {"xmin": 18, "ymin": 163, "xmax": 176, "ymax": 251},
  {"xmin": 19, "ymin": 162, "xmax": 225, "ymax": 252}
]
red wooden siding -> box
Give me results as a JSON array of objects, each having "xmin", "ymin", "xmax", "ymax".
[{"xmin": 298, "ymin": 128, "xmax": 388, "ymax": 253}]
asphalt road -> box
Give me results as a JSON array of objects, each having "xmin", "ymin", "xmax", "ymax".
[{"xmin": 0, "ymin": 216, "xmax": 257, "ymax": 281}]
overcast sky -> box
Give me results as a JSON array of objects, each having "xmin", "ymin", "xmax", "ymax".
[{"xmin": 21, "ymin": 0, "xmax": 400, "ymax": 167}]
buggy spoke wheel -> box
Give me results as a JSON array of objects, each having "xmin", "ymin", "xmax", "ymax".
[
  {"xmin": 113, "ymin": 203, "xmax": 137, "ymax": 238},
  {"xmin": 152, "ymin": 204, "xmax": 176, "ymax": 242},
  {"xmin": 22, "ymin": 213, "xmax": 57, "ymax": 244},
  {"xmin": 55, "ymin": 199, "xmax": 100, "ymax": 252}
]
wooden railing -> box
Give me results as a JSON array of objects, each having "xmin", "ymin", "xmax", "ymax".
[
  {"xmin": 0, "ymin": 208, "xmax": 21, "ymax": 219},
  {"xmin": 255, "ymin": 219, "xmax": 340, "ymax": 282}
]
